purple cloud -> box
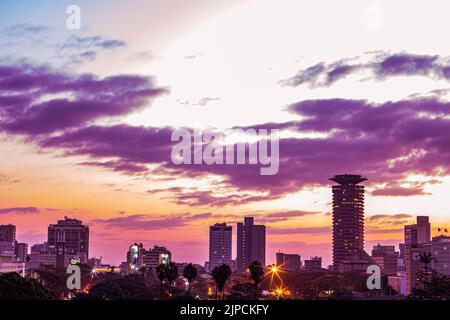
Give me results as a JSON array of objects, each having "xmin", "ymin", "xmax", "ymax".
[
  {"xmin": 280, "ymin": 62, "xmax": 325, "ymax": 86},
  {"xmin": 326, "ymin": 64, "xmax": 359, "ymax": 84},
  {"xmin": 268, "ymin": 226, "xmax": 331, "ymax": 235},
  {"xmin": 0, "ymin": 63, "xmax": 167, "ymax": 134},
  {"xmin": 29, "ymin": 96, "xmax": 450, "ymax": 203},
  {"xmin": 366, "ymin": 214, "xmax": 412, "ymax": 222},
  {"xmin": 2, "ymin": 58, "xmax": 450, "ymax": 205},
  {"xmin": 170, "ymin": 190, "xmax": 281, "ymax": 207},
  {"xmin": 375, "ymin": 53, "xmax": 438, "ymax": 77},
  {"xmin": 283, "ymin": 52, "xmax": 449, "ymax": 87},
  {"xmin": 92, "ymin": 212, "xmax": 213, "ymax": 230},
  {"xmin": 79, "ymin": 160, "xmax": 149, "ymax": 174},
  {"xmin": 41, "ymin": 125, "xmax": 174, "ymax": 163},
  {"xmin": 0, "ymin": 207, "xmax": 39, "ymax": 215},
  {"xmin": 371, "ymin": 186, "xmax": 431, "ymax": 197}
]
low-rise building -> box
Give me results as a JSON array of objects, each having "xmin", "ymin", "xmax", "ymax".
[
  {"xmin": 303, "ymin": 256, "xmax": 322, "ymax": 271},
  {"xmin": 276, "ymin": 252, "xmax": 301, "ymax": 271}
]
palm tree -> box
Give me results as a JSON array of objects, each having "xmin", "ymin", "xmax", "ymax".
[
  {"xmin": 248, "ymin": 261, "xmax": 264, "ymax": 287},
  {"xmin": 212, "ymin": 264, "xmax": 231, "ymax": 300},
  {"xmin": 139, "ymin": 266, "xmax": 147, "ymax": 277},
  {"xmin": 166, "ymin": 262, "xmax": 179, "ymax": 288},
  {"xmin": 419, "ymin": 252, "xmax": 434, "ymax": 273},
  {"xmin": 155, "ymin": 263, "xmax": 167, "ymax": 298},
  {"xmin": 183, "ymin": 263, "xmax": 198, "ymax": 296}
]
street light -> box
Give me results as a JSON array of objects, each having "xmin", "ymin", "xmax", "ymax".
[
  {"xmin": 265, "ymin": 264, "xmax": 285, "ymax": 290},
  {"xmin": 272, "ymin": 285, "xmax": 290, "ymax": 299}
]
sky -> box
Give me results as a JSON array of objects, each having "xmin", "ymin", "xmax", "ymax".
[{"xmin": 1, "ymin": 0, "xmax": 450, "ymax": 267}]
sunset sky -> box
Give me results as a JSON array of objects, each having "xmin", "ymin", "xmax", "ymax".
[{"xmin": 1, "ymin": 0, "xmax": 450, "ymax": 267}]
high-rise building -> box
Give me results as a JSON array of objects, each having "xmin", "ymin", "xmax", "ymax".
[
  {"xmin": 48, "ymin": 217, "xmax": 89, "ymax": 268},
  {"xmin": 404, "ymin": 216, "xmax": 432, "ymax": 294},
  {"xmin": 0, "ymin": 224, "xmax": 16, "ymax": 242},
  {"xmin": 237, "ymin": 217, "xmax": 266, "ymax": 272},
  {"xmin": 330, "ymin": 174, "xmax": 367, "ymax": 270},
  {"xmin": 209, "ymin": 223, "xmax": 232, "ymax": 270},
  {"xmin": 14, "ymin": 242, "xmax": 28, "ymax": 263},
  {"xmin": 431, "ymin": 235, "xmax": 450, "ymax": 275},
  {"xmin": 276, "ymin": 252, "xmax": 301, "ymax": 272},
  {"xmin": 303, "ymin": 256, "xmax": 322, "ymax": 271},
  {"xmin": 371, "ymin": 244, "xmax": 398, "ymax": 276},
  {"xmin": 404, "ymin": 216, "xmax": 430, "ymax": 245}
]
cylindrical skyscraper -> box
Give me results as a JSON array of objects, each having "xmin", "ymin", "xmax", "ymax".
[{"xmin": 330, "ymin": 174, "xmax": 367, "ymax": 271}]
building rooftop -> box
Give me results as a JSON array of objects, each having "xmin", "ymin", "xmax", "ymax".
[{"xmin": 329, "ymin": 174, "xmax": 367, "ymax": 185}]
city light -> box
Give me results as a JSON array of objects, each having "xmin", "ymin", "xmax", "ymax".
[
  {"xmin": 90, "ymin": 268, "xmax": 97, "ymax": 279},
  {"xmin": 272, "ymin": 285, "xmax": 290, "ymax": 299},
  {"xmin": 265, "ymin": 264, "xmax": 285, "ymax": 291}
]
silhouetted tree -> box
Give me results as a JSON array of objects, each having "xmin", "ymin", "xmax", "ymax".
[
  {"xmin": 419, "ymin": 252, "xmax": 434, "ymax": 273},
  {"xmin": 155, "ymin": 263, "xmax": 167, "ymax": 298},
  {"xmin": 183, "ymin": 263, "xmax": 198, "ymax": 295},
  {"xmin": 139, "ymin": 266, "xmax": 147, "ymax": 277},
  {"xmin": 33, "ymin": 268, "xmax": 67, "ymax": 298},
  {"xmin": 212, "ymin": 264, "xmax": 231, "ymax": 300},
  {"xmin": 0, "ymin": 272, "xmax": 55, "ymax": 300},
  {"xmin": 228, "ymin": 283, "xmax": 261, "ymax": 300},
  {"xmin": 412, "ymin": 270, "xmax": 450, "ymax": 299},
  {"xmin": 166, "ymin": 262, "xmax": 179, "ymax": 287},
  {"xmin": 82, "ymin": 274, "xmax": 153, "ymax": 300},
  {"xmin": 248, "ymin": 261, "xmax": 264, "ymax": 287}
]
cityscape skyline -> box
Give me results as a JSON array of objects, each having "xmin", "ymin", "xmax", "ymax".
[
  {"xmin": 3, "ymin": 174, "xmax": 450, "ymax": 268},
  {"xmin": 3, "ymin": 173, "xmax": 448, "ymax": 270},
  {"xmin": 1, "ymin": 0, "xmax": 450, "ymax": 278},
  {"xmin": 3, "ymin": 172, "xmax": 450, "ymax": 297}
]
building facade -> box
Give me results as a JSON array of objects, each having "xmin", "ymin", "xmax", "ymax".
[
  {"xmin": 371, "ymin": 244, "xmax": 398, "ymax": 276},
  {"xmin": 405, "ymin": 243, "xmax": 431, "ymax": 295},
  {"xmin": 330, "ymin": 174, "xmax": 367, "ymax": 270},
  {"xmin": 303, "ymin": 256, "xmax": 322, "ymax": 271},
  {"xmin": 404, "ymin": 216, "xmax": 431, "ymax": 294},
  {"xmin": 48, "ymin": 217, "xmax": 89, "ymax": 268},
  {"xmin": 143, "ymin": 246, "xmax": 171, "ymax": 269},
  {"xmin": 0, "ymin": 251, "xmax": 25, "ymax": 275},
  {"xmin": 209, "ymin": 223, "xmax": 232, "ymax": 270},
  {"xmin": 127, "ymin": 243, "xmax": 144, "ymax": 271},
  {"xmin": 127, "ymin": 244, "xmax": 172, "ymax": 272},
  {"xmin": 404, "ymin": 216, "xmax": 430, "ymax": 245},
  {"xmin": 276, "ymin": 252, "xmax": 301, "ymax": 272},
  {"xmin": 236, "ymin": 217, "xmax": 266, "ymax": 272},
  {"xmin": 0, "ymin": 224, "xmax": 16, "ymax": 242},
  {"xmin": 431, "ymin": 235, "xmax": 450, "ymax": 275},
  {"xmin": 14, "ymin": 242, "xmax": 28, "ymax": 263}
]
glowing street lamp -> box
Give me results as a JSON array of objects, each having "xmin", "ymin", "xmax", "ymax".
[
  {"xmin": 265, "ymin": 264, "xmax": 284, "ymax": 289},
  {"xmin": 272, "ymin": 285, "xmax": 290, "ymax": 300}
]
